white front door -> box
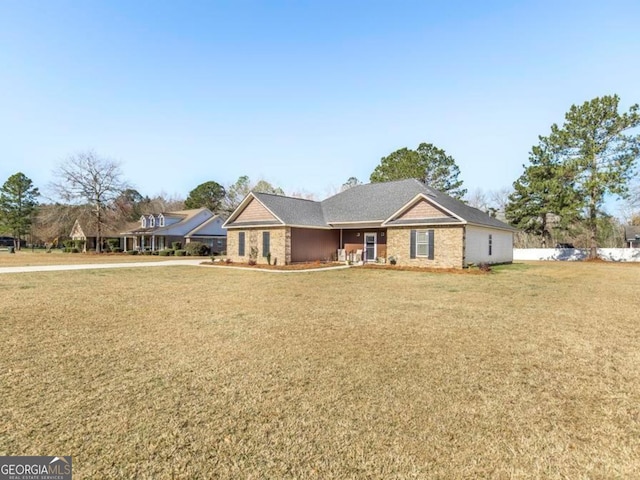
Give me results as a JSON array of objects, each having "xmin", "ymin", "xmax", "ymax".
[{"xmin": 364, "ymin": 232, "xmax": 376, "ymax": 262}]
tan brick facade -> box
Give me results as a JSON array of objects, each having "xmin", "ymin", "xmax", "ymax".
[
  {"xmin": 226, "ymin": 227, "xmax": 291, "ymax": 265},
  {"xmin": 386, "ymin": 226, "xmax": 465, "ymax": 268}
]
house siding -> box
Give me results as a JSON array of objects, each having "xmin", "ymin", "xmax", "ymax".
[
  {"xmin": 387, "ymin": 226, "xmax": 465, "ymax": 268},
  {"xmin": 397, "ymin": 199, "xmax": 451, "ymax": 220},
  {"xmin": 227, "ymin": 227, "xmax": 291, "ymax": 264},
  {"xmin": 290, "ymin": 228, "xmax": 339, "ymax": 262},
  {"xmin": 236, "ymin": 198, "xmax": 278, "ymax": 223},
  {"xmin": 465, "ymin": 226, "xmax": 513, "ymax": 265}
]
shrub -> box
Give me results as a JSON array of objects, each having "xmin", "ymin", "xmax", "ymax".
[
  {"xmin": 185, "ymin": 241, "xmax": 210, "ymax": 256},
  {"xmin": 159, "ymin": 249, "xmax": 174, "ymax": 256},
  {"xmin": 126, "ymin": 250, "xmax": 139, "ymax": 255},
  {"xmin": 171, "ymin": 242, "xmax": 182, "ymax": 250},
  {"xmin": 106, "ymin": 239, "xmax": 120, "ymax": 252},
  {"xmin": 143, "ymin": 250, "xmax": 153, "ymax": 255},
  {"xmin": 70, "ymin": 247, "xmax": 80, "ymax": 253},
  {"xmin": 175, "ymin": 249, "xmax": 186, "ymax": 256}
]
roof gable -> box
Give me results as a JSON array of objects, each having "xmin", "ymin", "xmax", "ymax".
[{"xmin": 235, "ymin": 197, "xmax": 281, "ymax": 223}]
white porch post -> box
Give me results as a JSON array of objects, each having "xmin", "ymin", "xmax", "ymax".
[
  {"xmin": 141, "ymin": 236, "xmax": 145, "ymax": 250},
  {"xmin": 152, "ymin": 236, "xmax": 156, "ymax": 251}
]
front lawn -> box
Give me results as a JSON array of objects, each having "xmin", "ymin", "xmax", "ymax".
[{"xmin": 1, "ymin": 262, "xmax": 638, "ymax": 478}]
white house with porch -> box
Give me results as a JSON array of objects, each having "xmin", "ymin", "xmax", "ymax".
[{"xmin": 121, "ymin": 208, "xmax": 226, "ymax": 253}]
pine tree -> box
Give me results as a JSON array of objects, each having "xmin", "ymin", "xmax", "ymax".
[{"xmin": 0, "ymin": 172, "xmax": 40, "ymax": 250}]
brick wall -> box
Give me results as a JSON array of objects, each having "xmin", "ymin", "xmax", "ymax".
[
  {"xmin": 386, "ymin": 226, "xmax": 464, "ymax": 268},
  {"xmin": 226, "ymin": 227, "xmax": 291, "ymax": 264}
]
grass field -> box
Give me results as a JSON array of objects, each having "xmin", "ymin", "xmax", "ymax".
[{"xmin": 1, "ymin": 262, "xmax": 639, "ymax": 478}]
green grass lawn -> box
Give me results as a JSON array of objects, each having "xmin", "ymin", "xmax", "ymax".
[{"xmin": 1, "ymin": 262, "xmax": 639, "ymax": 478}]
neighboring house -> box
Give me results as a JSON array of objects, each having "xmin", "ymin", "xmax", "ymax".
[
  {"xmin": 70, "ymin": 219, "xmax": 124, "ymax": 252},
  {"xmin": 0, "ymin": 236, "xmax": 25, "ymax": 248},
  {"xmin": 624, "ymin": 225, "xmax": 640, "ymax": 248},
  {"xmin": 223, "ymin": 179, "xmax": 515, "ymax": 268},
  {"xmin": 121, "ymin": 208, "xmax": 226, "ymax": 253}
]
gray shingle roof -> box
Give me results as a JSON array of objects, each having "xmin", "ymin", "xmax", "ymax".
[
  {"xmin": 624, "ymin": 225, "xmax": 640, "ymax": 241},
  {"xmin": 230, "ymin": 179, "xmax": 515, "ymax": 231},
  {"xmin": 321, "ymin": 179, "xmax": 427, "ymax": 223},
  {"xmin": 252, "ymin": 193, "xmax": 327, "ymax": 226}
]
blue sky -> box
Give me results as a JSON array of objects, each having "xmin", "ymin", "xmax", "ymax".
[{"xmin": 1, "ymin": 0, "xmax": 639, "ymax": 211}]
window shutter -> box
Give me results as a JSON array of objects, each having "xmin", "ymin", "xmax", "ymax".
[
  {"xmin": 262, "ymin": 231, "xmax": 270, "ymax": 257},
  {"xmin": 410, "ymin": 230, "xmax": 416, "ymax": 259},
  {"xmin": 428, "ymin": 230, "xmax": 434, "ymax": 260},
  {"xmin": 238, "ymin": 232, "xmax": 245, "ymax": 256}
]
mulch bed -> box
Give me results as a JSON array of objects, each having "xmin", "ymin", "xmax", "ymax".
[
  {"xmin": 201, "ymin": 261, "xmax": 346, "ymax": 270},
  {"xmin": 202, "ymin": 261, "xmax": 489, "ymax": 274}
]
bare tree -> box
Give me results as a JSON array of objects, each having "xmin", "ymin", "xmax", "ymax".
[
  {"xmin": 465, "ymin": 188, "xmax": 490, "ymax": 212},
  {"xmin": 50, "ymin": 151, "xmax": 129, "ymax": 253},
  {"xmin": 488, "ymin": 187, "xmax": 512, "ymax": 220}
]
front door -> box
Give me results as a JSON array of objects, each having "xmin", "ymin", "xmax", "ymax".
[{"xmin": 364, "ymin": 233, "xmax": 376, "ymax": 262}]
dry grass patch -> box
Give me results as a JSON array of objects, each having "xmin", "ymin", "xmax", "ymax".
[{"xmin": 1, "ymin": 262, "xmax": 639, "ymax": 478}]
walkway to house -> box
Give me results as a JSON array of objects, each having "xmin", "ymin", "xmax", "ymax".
[{"xmin": 0, "ymin": 259, "xmax": 351, "ymax": 275}]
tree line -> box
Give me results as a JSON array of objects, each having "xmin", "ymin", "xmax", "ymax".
[{"xmin": 2, "ymin": 94, "xmax": 639, "ymax": 254}]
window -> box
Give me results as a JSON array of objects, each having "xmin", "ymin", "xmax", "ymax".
[
  {"xmin": 158, "ymin": 214, "xmax": 165, "ymax": 227},
  {"xmin": 262, "ymin": 232, "xmax": 270, "ymax": 257},
  {"xmin": 410, "ymin": 229, "xmax": 434, "ymax": 260},
  {"xmin": 416, "ymin": 231, "xmax": 429, "ymax": 256},
  {"xmin": 140, "ymin": 216, "xmax": 146, "ymax": 228},
  {"xmin": 149, "ymin": 216, "xmax": 155, "ymax": 227},
  {"xmin": 489, "ymin": 234, "xmax": 493, "ymax": 256},
  {"xmin": 238, "ymin": 232, "xmax": 245, "ymax": 256}
]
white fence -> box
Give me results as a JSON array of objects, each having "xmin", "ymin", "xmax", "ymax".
[{"xmin": 513, "ymin": 248, "xmax": 640, "ymax": 262}]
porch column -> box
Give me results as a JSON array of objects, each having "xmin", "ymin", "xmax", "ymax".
[
  {"xmin": 141, "ymin": 236, "xmax": 145, "ymax": 250},
  {"xmin": 152, "ymin": 236, "xmax": 156, "ymax": 251}
]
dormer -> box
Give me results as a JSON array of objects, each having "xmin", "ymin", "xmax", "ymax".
[
  {"xmin": 148, "ymin": 215, "xmax": 156, "ymax": 228},
  {"xmin": 158, "ymin": 214, "xmax": 165, "ymax": 227},
  {"xmin": 140, "ymin": 215, "xmax": 147, "ymax": 228}
]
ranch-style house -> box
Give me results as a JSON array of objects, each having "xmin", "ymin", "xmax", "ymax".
[{"xmin": 223, "ymin": 179, "xmax": 515, "ymax": 268}]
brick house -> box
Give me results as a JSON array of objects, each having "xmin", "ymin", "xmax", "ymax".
[{"xmin": 223, "ymin": 179, "xmax": 515, "ymax": 268}]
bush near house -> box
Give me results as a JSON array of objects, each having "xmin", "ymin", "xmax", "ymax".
[
  {"xmin": 159, "ymin": 249, "xmax": 174, "ymax": 256},
  {"xmin": 185, "ymin": 241, "xmax": 210, "ymax": 256},
  {"xmin": 175, "ymin": 249, "xmax": 186, "ymax": 256},
  {"xmin": 106, "ymin": 239, "xmax": 120, "ymax": 252}
]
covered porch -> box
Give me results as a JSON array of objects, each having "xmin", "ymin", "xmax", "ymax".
[{"xmin": 289, "ymin": 227, "xmax": 387, "ymax": 264}]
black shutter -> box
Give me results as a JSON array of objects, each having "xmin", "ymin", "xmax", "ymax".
[
  {"xmin": 410, "ymin": 230, "xmax": 416, "ymax": 259},
  {"xmin": 428, "ymin": 229, "xmax": 434, "ymax": 260},
  {"xmin": 238, "ymin": 232, "xmax": 245, "ymax": 256},
  {"xmin": 262, "ymin": 231, "xmax": 270, "ymax": 257}
]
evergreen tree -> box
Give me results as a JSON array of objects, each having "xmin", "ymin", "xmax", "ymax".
[
  {"xmin": 505, "ymin": 140, "xmax": 579, "ymax": 247},
  {"xmin": 549, "ymin": 95, "xmax": 640, "ymax": 257},
  {"xmin": 370, "ymin": 142, "xmax": 466, "ymax": 198},
  {"xmin": 184, "ymin": 181, "xmax": 226, "ymax": 212},
  {"xmin": 0, "ymin": 172, "xmax": 40, "ymax": 250}
]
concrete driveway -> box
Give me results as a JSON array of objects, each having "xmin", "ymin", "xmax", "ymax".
[{"xmin": 0, "ymin": 259, "xmax": 205, "ymax": 274}]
